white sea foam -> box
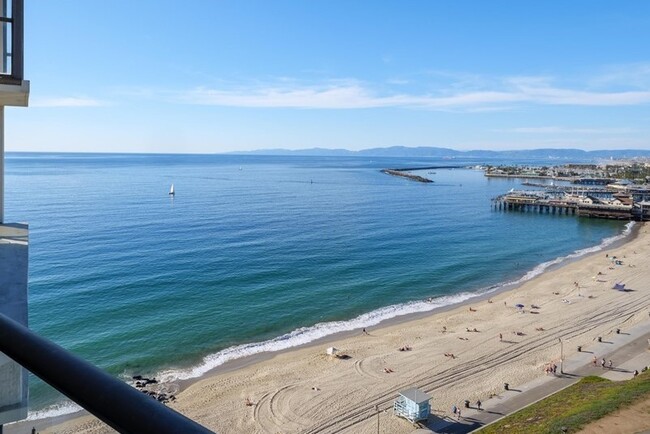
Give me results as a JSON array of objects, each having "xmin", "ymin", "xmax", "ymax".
[
  {"xmin": 159, "ymin": 222, "xmax": 636, "ymax": 383},
  {"xmin": 514, "ymin": 221, "xmax": 635, "ymax": 284},
  {"xmin": 158, "ymin": 291, "xmax": 478, "ymax": 382},
  {"xmin": 26, "ymin": 401, "xmax": 83, "ymax": 421}
]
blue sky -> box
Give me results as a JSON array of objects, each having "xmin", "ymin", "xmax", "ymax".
[{"xmin": 7, "ymin": 1, "xmax": 650, "ymax": 153}]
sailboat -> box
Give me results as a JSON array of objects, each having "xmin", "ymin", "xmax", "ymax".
[{"xmin": 169, "ymin": 184, "xmax": 175, "ymax": 196}]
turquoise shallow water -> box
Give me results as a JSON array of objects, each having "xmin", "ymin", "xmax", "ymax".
[{"xmin": 4, "ymin": 153, "xmax": 627, "ymax": 416}]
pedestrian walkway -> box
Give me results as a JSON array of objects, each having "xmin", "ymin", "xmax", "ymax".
[{"xmin": 427, "ymin": 321, "xmax": 650, "ymax": 433}]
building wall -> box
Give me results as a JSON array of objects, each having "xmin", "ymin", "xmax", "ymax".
[{"xmin": 0, "ymin": 223, "xmax": 28, "ymax": 424}]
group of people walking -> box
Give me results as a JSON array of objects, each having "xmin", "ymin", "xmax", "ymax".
[{"xmin": 592, "ymin": 356, "xmax": 613, "ymax": 369}]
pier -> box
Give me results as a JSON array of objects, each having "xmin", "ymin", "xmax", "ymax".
[
  {"xmin": 492, "ymin": 192, "xmax": 578, "ymax": 216},
  {"xmin": 492, "ymin": 191, "xmax": 649, "ymax": 221}
]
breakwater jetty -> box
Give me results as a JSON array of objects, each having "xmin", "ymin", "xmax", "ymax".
[
  {"xmin": 381, "ymin": 169, "xmax": 433, "ymax": 183},
  {"xmin": 381, "ymin": 166, "xmax": 461, "ymax": 183}
]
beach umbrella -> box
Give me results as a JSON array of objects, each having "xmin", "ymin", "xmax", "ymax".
[{"xmin": 515, "ymin": 303, "xmax": 525, "ymax": 309}]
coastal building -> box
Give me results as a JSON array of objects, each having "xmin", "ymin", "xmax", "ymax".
[
  {"xmin": 393, "ymin": 387, "xmax": 431, "ymax": 423},
  {"xmin": 636, "ymin": 201, "xmax": 650, "ymax": 221},
  {"xmin": 0, "ymin": 0, "xmax": 29, "ymax": 427}
]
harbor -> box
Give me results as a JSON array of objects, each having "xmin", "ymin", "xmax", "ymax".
[{"xmin": 488, "ymin": 162, "xmax": 650, "ymax": 221}]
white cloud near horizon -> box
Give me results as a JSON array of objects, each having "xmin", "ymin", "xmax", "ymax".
[
  {"xmin": 500, "ymin": 126, "xmax": 636, "ymax": 134},
  {"xmin": 31, "ymin": 97, "xmax": 108, "ymax": 108},
  {"xmin": 173, "ymin": 76, "xmax": 650, "ymax": 110}
]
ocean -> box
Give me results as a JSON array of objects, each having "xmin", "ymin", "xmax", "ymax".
[{"xmin": 4, "ymin": 153, "xmax": 630, "ymax": 417}]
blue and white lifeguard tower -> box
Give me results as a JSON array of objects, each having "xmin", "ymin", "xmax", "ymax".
[{"xmin": 393, "ymin": 387, "xmax": 431, "ymax": 423}]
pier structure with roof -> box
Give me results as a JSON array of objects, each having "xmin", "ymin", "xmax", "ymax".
[{"xmin": 492, "ymin": 190, "xmax": 650, "ymax": 221}]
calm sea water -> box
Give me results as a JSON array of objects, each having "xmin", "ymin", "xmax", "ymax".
[{"xmin": 4, "ymin": 153, "xmax": 628, "ymax": 416}]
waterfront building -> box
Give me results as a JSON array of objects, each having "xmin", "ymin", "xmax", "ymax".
[{"xmin": 0, "ymin": 0, "xmax": 30, "ymax": 427}]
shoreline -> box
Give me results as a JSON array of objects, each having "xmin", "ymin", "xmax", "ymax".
[
  {"xmin": 175, "ymin": 220, "xmax": 639, "ymax": 383},
  {"xmin": 12, "ymin": 221, "xmax": 644, "ymax": 433}
]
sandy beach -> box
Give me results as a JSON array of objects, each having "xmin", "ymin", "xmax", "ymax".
[{"xmin": 30, "ymin": 222, "xmax": 650, "ymax": 433}]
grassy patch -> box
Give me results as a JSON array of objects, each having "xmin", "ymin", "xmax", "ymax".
[{"xmin": 477, "ymin": 371, "xmax": 650, "ymax": 434}]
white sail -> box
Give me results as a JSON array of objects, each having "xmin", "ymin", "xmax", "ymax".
[{"xmin": 169, "ymin": 184, "xmax": 175, "ymax": 195}]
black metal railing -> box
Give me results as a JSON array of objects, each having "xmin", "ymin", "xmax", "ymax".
[{"xmin": 0, "ymin": 313, "xmax": 214, "ymax": 433}]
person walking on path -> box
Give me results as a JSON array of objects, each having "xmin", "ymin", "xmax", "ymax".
[
  {"xmin": 452, "ymin": 404, "xmax": 457, "ymax": 416},
  {"xmin": 608, "ymin": 360, "xmax": 613, "ymax": 369},
  {"xmin": 476, "ymin": 399, "xmax": 482, "ymax": 410},
  {"xmin": 601, "ymin": 358, "xmax": 606, "ymax": 368},
  {"xmin": 592, "ymin": 356, "xmax": 597, "ymax": 367},
  {"xmin": 457, "ymin": 408, "xmax": 462, "ymax": 420}
]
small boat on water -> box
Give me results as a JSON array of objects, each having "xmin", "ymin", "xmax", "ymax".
[{"xmin": 169, "ymin": 184, "xmax": 175, "ymax": 196}]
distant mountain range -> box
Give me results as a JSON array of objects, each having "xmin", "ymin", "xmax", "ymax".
[{"xmin": 233, "ymin": 146, "xmax": 650, "ymax": 160}]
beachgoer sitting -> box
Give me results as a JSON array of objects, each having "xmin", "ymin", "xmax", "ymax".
[
  {"xmin": 245, "ymin": 398, "xmax": 254, "ymax": 406},
  {"xmin": 473, "ymin": 328, "xmax": 479, "ymax": 332},
  {"xmin": 384, "ymin": 367, "xmax": 394, "ymax": 373},
  {"xmin": 535, "ymin": 327, "xmax": 545, "ymax": 331},
  {"xmin": 469, "ymin": 307, "xmax": 477, "ymax": 312}
]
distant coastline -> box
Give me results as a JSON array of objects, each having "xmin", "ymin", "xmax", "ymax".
[{"xmin": 231, "ymin": 146, "xmax": 650, "ymax": 160}]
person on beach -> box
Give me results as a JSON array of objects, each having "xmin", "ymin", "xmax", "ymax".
[
  {"xmin": 476, "ymin": 399, "xmax": 482, "ymax": 410},
  {"xmin": 499, "ymin": 333, "xmax": 503, "ymax": 341},
  {"xmin": 362, "ymin": 328, "xmax": 368, "ymax": 335}
]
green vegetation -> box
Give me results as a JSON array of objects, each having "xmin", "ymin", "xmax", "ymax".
[{"xmin": 477, "ymin": 372, "xmax": 650, "ymax": 434}]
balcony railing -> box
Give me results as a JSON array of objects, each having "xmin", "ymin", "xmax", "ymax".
[{"xmin": 0, "ymin": 313, "xmax": 214, "ymax": 433}]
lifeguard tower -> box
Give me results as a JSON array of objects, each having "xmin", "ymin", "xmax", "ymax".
[
  {"xmin": 393, "ymin": 387, "xmax": 431, "ymax": 423},
  {"xmin": 0, "ymin": 0, "xmax": 29, "ymax": 430}
]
